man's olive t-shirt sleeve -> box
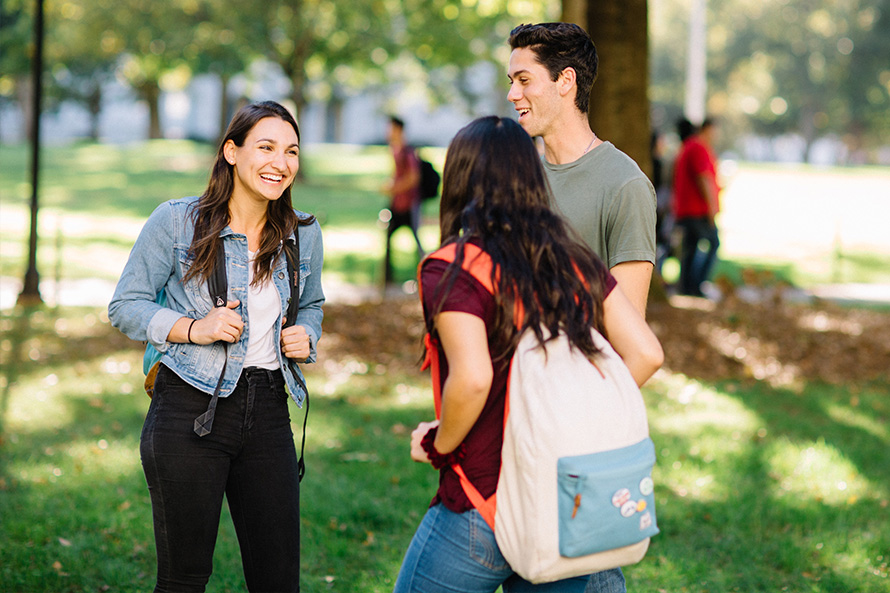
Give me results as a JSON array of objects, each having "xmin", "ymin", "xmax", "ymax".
[
  {"xmin": 545, "ymin": 143, "xmax": 656, "ymax": 269},
  {"xmin": 604, "ymin": 175, "xmax": 657, "ymax": 269}
]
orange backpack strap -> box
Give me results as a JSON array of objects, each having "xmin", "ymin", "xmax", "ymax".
[
  {"xmin": 417, "ymin": 243, "xmax": 499, "ymax": 529},
  {"xmin": 418, "ymin": 243, "xmax": 495, "ymax": 415}
]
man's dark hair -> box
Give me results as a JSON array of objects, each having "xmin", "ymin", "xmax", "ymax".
[
  {"xmin": 509, "ymin": 22, "xmax": 598, "ymax": 114},
  {"xmin": 389, "ymin": 115, "xmax": 405, "ymax": 129},
  {"xmin": 676, "ymin": 117, "xmax": 695, "ymax": 142}
]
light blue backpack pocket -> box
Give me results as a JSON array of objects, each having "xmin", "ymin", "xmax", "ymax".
[{"xmin": 557, "ymin": 437, "xmax": 659, "ymax": 557}]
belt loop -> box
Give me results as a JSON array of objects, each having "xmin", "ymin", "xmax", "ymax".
[{"xmin": 241, "ymin": 366, "xmax": 276, "ymax": 384}]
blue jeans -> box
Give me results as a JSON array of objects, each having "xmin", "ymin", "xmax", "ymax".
[
  {"xmin": 677, "ymin": 217, "xmax": 720, "ymax": 296},
  {"xmin": 394, "ymin": 504, "xmax": 626, "ymax": 593},
  {"xmin": 141, "ymin": 365, "xmax": 300, "ymax": 592}
]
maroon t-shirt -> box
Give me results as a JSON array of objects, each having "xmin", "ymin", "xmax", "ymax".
[{"xmin": 420, "ymin": 253, "xmax": 617, "ymax": 513}]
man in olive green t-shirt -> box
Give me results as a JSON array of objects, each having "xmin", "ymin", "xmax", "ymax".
[{"xmin": 507, "ymin": 23, "xmax": 656, "ymax": 318}]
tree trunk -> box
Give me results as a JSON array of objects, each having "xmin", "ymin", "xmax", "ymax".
[
  {"xmin": 325, "ymin": 93, "xmax": 344, "ymax": 143},
  {"xmin": 16, "ymin": 76, "xmax": 34, "ymax": 143},
  {"xmin": 568, "ymin": 0, "xmax": 652, "ymax": 179},
  {"xmin": 88, "ymin": 83, "xmax": 102, "ymax": 141},
  {"xmin": 566, "ymin": 0, "xmax": 668, "ymax": 303},
  {"xmin": 139, "ymin": 80, "xmax": 163, "ymax": 139},
  {"xmin": 562, "ymin": 0, "xmax": 585, "ymax": 27}
]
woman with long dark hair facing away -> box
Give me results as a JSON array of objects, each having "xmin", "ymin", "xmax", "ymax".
[
  {"xmin": 109, "ymin": 100, "xmax": 323, "ymax": 592},
  {"xmin": 394, "ymin": 116, "xmax": 663, "ymax": 593}
]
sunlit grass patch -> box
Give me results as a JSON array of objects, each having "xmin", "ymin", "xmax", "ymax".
[
  {"xmin": 628, "ymin": 372, "xmax": 890, "ymax": 592},
  {"xmin": 766, "ymin": 437, "xmax": 880, "ymax": 504}
]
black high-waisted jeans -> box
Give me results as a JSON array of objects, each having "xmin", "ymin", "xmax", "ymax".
[{"xmin": 141, "ymin": 364, "xmax": 300, "ymax": 592}]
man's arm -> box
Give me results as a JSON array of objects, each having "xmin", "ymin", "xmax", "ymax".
[
  {"xmin": 609, "ymin": 260, "xmax": 653, "ymax": 319},
  {"xmin": 695, "ymin": 173, "xmax": 719, "ymax": 222}
]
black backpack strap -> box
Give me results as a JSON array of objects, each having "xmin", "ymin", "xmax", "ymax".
[
  {"xmin": 194, "ymin": 242, "xmax": 229, "ymax": 437},
  {"xmin": 284, "ymin": 225, "xmax": 310, "ymax": 481},
  {"xmin": 283, "ymin": 231, "xmax": 300, "ymax": 329}
]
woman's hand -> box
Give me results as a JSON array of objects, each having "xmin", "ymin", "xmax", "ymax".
[
  {"xmin": 410, "ymin": 420, "xmax": 440, "ymax": 463},
  {"xmin": 170, "ymin": 300, "xmax": 243, "ymax": 344},
  {"xmin": 281, "ymin": 323, "xmax": 311, "ymax": 361}
]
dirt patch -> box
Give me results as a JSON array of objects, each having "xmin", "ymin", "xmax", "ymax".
[{"xmin": 320, "ymin": 296, "xmax": 890, "ymax": 386}]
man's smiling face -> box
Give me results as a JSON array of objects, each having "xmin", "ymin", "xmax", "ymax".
[{"xmin": 507, "ymin": 47, "xmax": 563, "ymax": 138}]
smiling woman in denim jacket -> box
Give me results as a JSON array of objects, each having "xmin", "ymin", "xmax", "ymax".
[{"xmin": 108, "ymin": 101, "xmax": 324, "ymax": 593}]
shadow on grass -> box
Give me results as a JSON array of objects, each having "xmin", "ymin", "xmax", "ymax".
[
  {"xmin": 0, "ymin": 307, "xmax": 33, "ymax": 477},
  {"xmin": 636, "ymin": 374, "xmax": 889, "ymax": 592},
  {"xmin": 296, "ymin": 387, "xmax": 437, "ymax": 593},
  {"xmin": 0, "ymin": 383, "xmax": 156, "ymax": 590},
  {"xmin": 0, "ymin": 307, "xmax": 141, "ymax": 384}
]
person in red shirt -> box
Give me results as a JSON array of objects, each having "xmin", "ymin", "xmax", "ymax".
[
  {"xmin": 383, "ymin": 116, "xmax": 424, "ymax": 284},
  {"xmin": 393, "ymin": 116, "xmax": 663, "ymax": 593},
  {"xmin": 671, "ymin": 118, "xmax": 721, "ymax": 297}
]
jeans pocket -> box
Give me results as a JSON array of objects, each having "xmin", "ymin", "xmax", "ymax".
[{"xmin": 468, "ymin": 509, "xmax": 509, "ymax": 571}]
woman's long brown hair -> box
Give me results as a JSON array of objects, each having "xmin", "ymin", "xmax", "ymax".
[
  {"xmin": 432, "ymin": 116, "xmax": 610, "ymax": 361},
  {"xmin": 183, "ymin": 101, "xmax": 314, "ymax": 287}
]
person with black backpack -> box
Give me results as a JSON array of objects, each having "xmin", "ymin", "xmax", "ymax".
[
  {"xmin": 108, "ymin": 101, "xmax": 324, "ymax": 593},
  {"xmin": 382, "ymin": 115, "xmax": 429, "ymax": 284}
]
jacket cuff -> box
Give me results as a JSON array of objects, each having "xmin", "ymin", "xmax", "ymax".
[
  {"xmin": 147, "ymin": 308, "xmax": 183, "ymax": 352},
  {"xmin": 304, "ymin": 331, "xmax": 318, "ymax": 364}
]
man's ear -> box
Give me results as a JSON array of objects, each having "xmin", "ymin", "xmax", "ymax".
[{"xmin": 557, "ymin": 67, "xmax": 577, "ymax": 98}]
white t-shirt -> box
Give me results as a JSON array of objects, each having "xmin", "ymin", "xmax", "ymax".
[{"xmin": 243, "ymin": 250, "xmax": 281, "ymax": 369}]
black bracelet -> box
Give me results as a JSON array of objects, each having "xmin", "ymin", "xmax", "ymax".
[
  {"xmin": 420, "ymin": 426, "xmax": 466, "ymax": 470},
  {"xmin": 187, "ymin": 319, "xmax": 196, "ymax": 344}
]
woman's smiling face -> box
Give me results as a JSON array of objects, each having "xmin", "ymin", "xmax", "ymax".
[{"xmin": 225, "ymin": 116, "xmax": 300, "ymax": 205}]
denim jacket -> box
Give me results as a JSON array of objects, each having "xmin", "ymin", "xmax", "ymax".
[{"xmin": 108, "ymin": 196, "xmax": 324, "ymax": 406}]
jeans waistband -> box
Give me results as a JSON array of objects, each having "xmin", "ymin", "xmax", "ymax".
[{"xmin": 240, "ymin": 366, "xmax": 279, "ymax": 384}]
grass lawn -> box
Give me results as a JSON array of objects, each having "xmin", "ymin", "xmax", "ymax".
[
  {"xmin": 1, "ymin": 303, "xmax": 888, "ymax": 592},
  {"xmin": 1, "ymin": 140, "xmax": 889, "ymax": 592},
  {"xmin": 0, "ymin": 305, "xmax": 437, "ymax": 592}
]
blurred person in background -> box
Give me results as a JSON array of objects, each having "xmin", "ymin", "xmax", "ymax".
[
  {"xmin": 672, "ymin": 117, "xmax": 721, "ymax": 297},
  {"xmin": 383, "ymin": 115, "xmax": 425, "ymax": 285}
]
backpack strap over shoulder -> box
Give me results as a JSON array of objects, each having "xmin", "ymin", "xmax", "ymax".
[
  {"xmin": 194, "ymin": 243, "xmax": 230, "ymax": 437},
  {"xmin": 417, "ymin": 242, "xmax": 499, "ymax": 528},
  {"xmin": 283, "ymin": 228, "xmax": 301, "ymax": 330},
  {"xmin": 418, "ymin": 242, "xmax": 495, "ymax": 416}
]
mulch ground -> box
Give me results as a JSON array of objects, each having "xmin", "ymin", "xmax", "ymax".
[{"xmin": 320, "ymin": 294, "xmax": 890, "ymax": 386}]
